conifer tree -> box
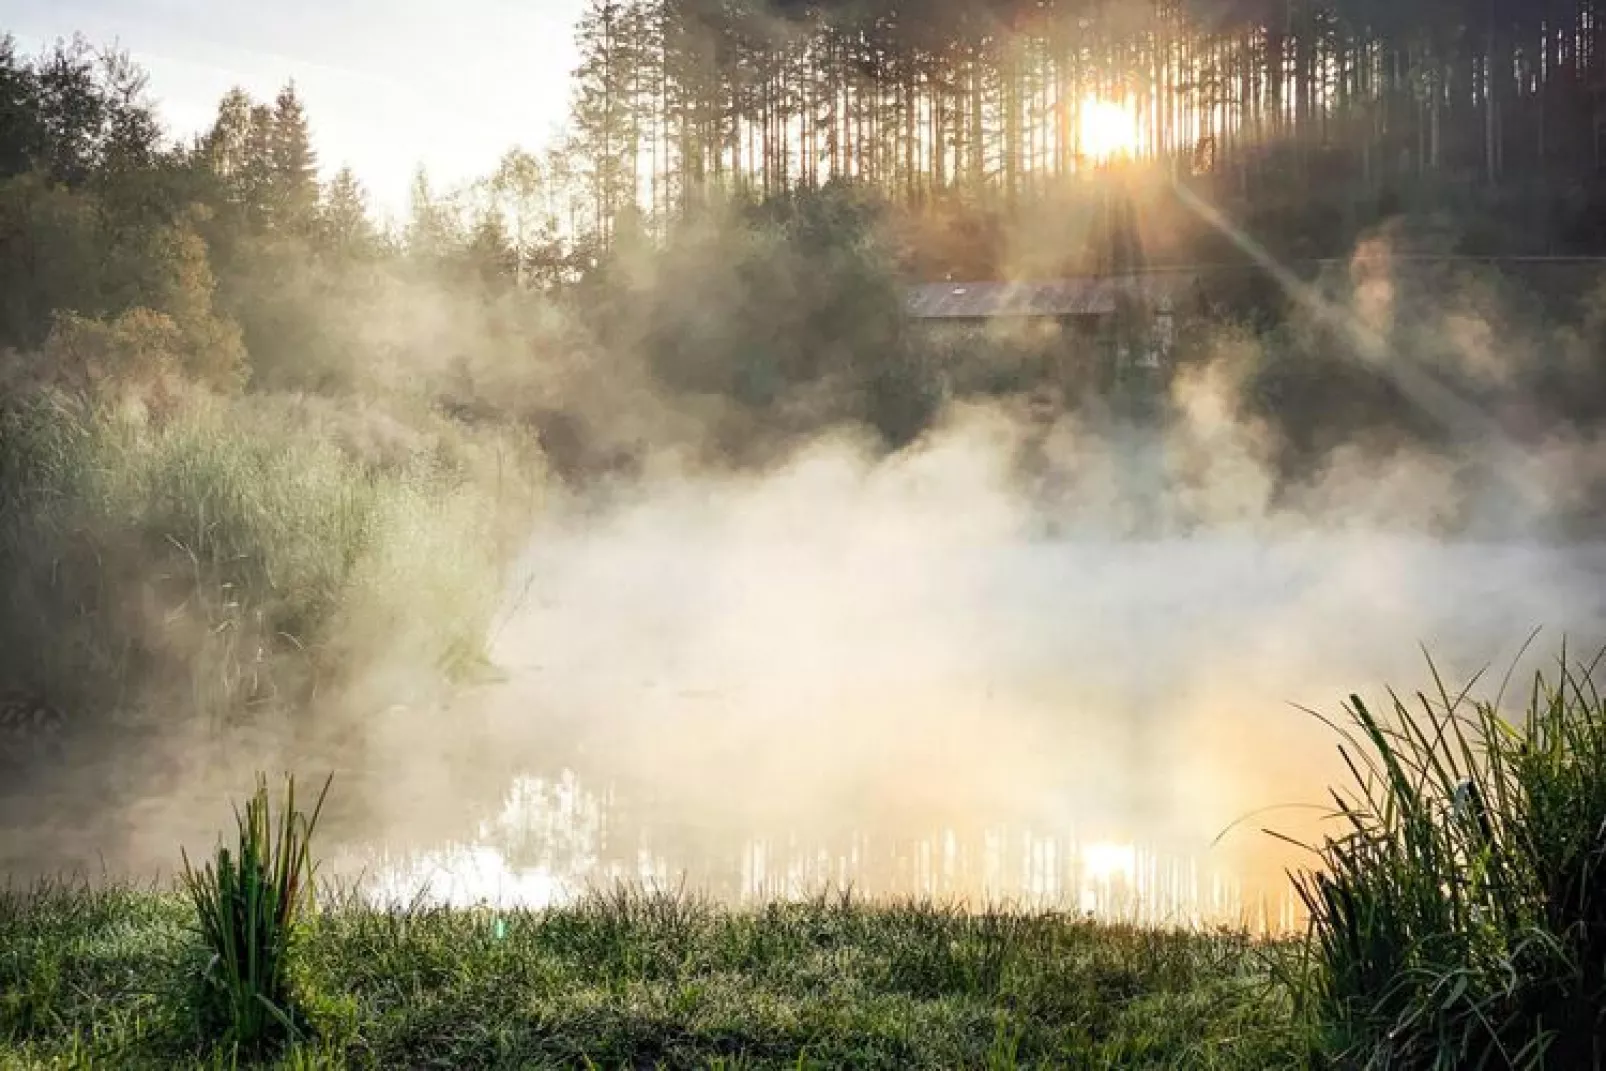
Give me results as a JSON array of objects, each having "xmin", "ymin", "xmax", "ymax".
[
  {"xmin": 405, "ymin": 166, "xmax": 458, "ymax": 262},
  {"xmin": 319, "ymin": 165, "xmax": 374, "ymax": 256},
  {"xmin": 270, "ymin": 81, "xmax": 318, "ymax": 232},
  {"xmin": 572, "ymin": 0, "xmax": 640, "ymax": 249},
  {"xmin": 241, "ymin": 103, "xmax": 275, "ymax": 228}
]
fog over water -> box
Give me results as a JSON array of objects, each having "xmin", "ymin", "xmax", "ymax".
[
  {"xmin": 10, "ymin": 309, "xmax": 1606, "ymax": 930},
  {"xmin": 320, "ymin": 406, "xmax": 1606, "ymax": 927}
]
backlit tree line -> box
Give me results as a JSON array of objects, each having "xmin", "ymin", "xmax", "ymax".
[
  {"xmin": 10, "ymin": 0, "xmax": 1606, "ymax": 344},
  {"xmin": 0, "ymin": 31, "xmax": 605, "ymax": 408},
  {"xmin": 567, "ymin": 0, "xmax": 1606, "ymax": 253},
  {"xmin": 0, "ymin": 31, "xmax": 931, "ymax": 457},
  {"xmin": 6, "ymin": 9, "xmax": 1606, "ymax": 423}
]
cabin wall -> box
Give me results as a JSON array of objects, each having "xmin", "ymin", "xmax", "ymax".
[{"xmin": 911, "ymin": 314, "xmax": 1124, "ymax": 405}]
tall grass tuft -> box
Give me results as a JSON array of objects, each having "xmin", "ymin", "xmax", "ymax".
[
  {"xmin": 180, "ymin": 772, "xmax": 333, "ymax": 1053},
  {"xmin": 1289, "ymin": 646, "xmax": 1606, "ymax": 1069}
]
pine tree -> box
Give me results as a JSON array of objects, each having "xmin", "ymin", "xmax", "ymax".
[
  {"xmin": 465, "ymin": 207, "xmax": 517, "ymax": 287},
  {"xmin": 405, "ymin": 166, "xmax": 457, "ymax": 262},
  {"xmin": 572, "ymin": 0, "xmax": 640, "ymax": 249},
  {"xmin": 0, "ymin": 36, "xmax": 44, "ymax": 178},
  {"xmin": 203, "ymin": 88, "xmax": 252, "ymax": 179},
  {"xmin": 270, "ymin": 81, "xmax": 318, "ymax": 232},
  {"xmin": 240, "ymin": 102, "xmax": 275, "ymax": 228},
  {"xmin": 94, "ymin": 46, "xmax": 159, "ymax": 176},
  {"xmin": 319, "ymin": 165, "xmax": 373, "ymax": 256}
]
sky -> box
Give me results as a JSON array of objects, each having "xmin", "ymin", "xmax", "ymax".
[{"xmin": 1, "ymin": 0, "xmax": 586, "ymax": 222}]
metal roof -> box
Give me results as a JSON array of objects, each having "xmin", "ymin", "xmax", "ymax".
[{"xmin": 906, "ymin": 272, "xmax": 1201, "ymax": 319}]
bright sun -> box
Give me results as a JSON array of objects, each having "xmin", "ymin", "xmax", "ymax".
[
  {"xmin": 1080, "ymin": 97, "xmax": 1140, "ymax": 162},
  {"xmin": 1081, "ymin": 841, "xmax": 1138, "ymax": 885}
]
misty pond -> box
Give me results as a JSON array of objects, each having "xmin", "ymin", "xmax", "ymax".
[
  {"xmin": 319, "ymin": 513, "xmax": 1606, "ymax": 934},
  {"xmin": 8, "ymin": 456, "xmax": 1606, "ymax": 935}
]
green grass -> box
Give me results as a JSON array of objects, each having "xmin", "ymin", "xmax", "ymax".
[{"xmin": 0, "ymin": 883, "xmax": 1305, "ymax": 1069}]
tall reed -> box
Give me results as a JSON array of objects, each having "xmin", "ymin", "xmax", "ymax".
[
  {"xmin": 0, "ymin": 389, "xmax": 527, "ymax": 728},
  {"xmin": 180, "ymin": 772, "xmax": 333, "ymax": 1052},
  {"xmin": 1289, "ymin": 647, "xmax": 1606, "ymax": 1069}
]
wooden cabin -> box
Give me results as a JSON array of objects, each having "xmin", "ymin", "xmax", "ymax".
[{"xmin": 904, "ymin": 271, "xmax": 1204, "ymax": 410}]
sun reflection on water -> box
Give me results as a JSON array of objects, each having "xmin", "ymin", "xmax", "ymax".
[{"xmin": 333, "ymin": 773, "xmax": 1302, "ymax": 933}]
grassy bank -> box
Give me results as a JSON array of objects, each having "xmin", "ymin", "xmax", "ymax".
[
  {"xmin": 0, "ymin": 884, "xmax": 1303, "ymax": 1070},
  {"xmin": 8, "ymin": 649, "xmax": 1605, "ymax": 1069}
]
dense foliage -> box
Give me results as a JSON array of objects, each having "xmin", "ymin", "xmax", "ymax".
[{"xmin": 0, "ymin": 35, "xmax": 550, "ymax": 744}]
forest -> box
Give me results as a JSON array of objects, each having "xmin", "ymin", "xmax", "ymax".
[{"xmin": 563, "ymin": 0, "xmax": 1606, "ymax": 271}]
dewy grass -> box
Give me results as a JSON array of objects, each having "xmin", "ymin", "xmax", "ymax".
[
  {"xmin": 179, "ymin": 773, "xmax": 334, "ymax": 1054},
  {"xmin": 1, "ymin": 881, "xmax": 1303, "ymax": 1069},
  {"xmin": 1287, "ymin": 644, "xmax": 1606, "ymax": 1070}
]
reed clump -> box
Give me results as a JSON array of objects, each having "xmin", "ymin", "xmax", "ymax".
[
  {"xmin": 1290, "ymin": 647, "xmax": 1606, "ymax": 1070},
  {"xmin": 180, "ymin": 773, "xmax": 333, "ymax": 1054}
]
